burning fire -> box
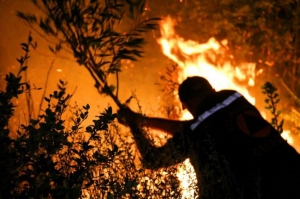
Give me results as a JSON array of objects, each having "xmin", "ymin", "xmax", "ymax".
[
  {"xmin": 158, "ymin": 17, "xmax": 255, "ymax": 105},
  {"xmin": 157, "ymin": 16, "xmax": 294, "ymax": 198}
]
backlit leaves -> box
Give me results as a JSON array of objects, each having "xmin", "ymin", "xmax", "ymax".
[
  {"xmin": 262, "ymin": 82, "xmax": 284, "ymax": 134},
  {"xmin": 17, "ymin": 0, "xmax": 160, "ymax": 107}
]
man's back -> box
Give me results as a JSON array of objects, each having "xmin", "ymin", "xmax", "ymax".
[{"xmin": 186, "ymin": 90, "xmax": 300, "ymax": 198}]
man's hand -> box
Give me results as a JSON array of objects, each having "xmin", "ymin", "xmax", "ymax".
[
  {"xmin": 118, "ymin": 106, "xmax": 187, "ymax": 135},
  {"xmin": 117, "ymin": 106, "xmax": 141, "ymax": 126}
]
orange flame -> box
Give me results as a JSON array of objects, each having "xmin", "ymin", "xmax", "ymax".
[
  {"xmin": 157, "ymin": 16, "xmax": 294, "ymax": 198},
  {"xmin": 158, "ymin": 17, "xmax": 255, "ymax": 105}
]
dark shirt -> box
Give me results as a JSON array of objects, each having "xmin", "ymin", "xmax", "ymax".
[{"xmin": 133, "ymin": 90, "xmax": 300, "ymax": 199}]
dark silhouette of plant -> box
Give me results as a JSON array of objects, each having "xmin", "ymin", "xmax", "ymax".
[
  {"xmin": 0, "ymin": 37, "xmax": 124, "ymax": 198},
  {"xmin": 0, "ymin": 35, "xmax": 185, "ymax": 198},
  {"xmin": 0, "ymin": 35, "xmax": 35, "ymax": 198},
  {"xmin": 17, "ymin": 0, "xmax": 160, "ymax": 108},
  {"xmin": 262, "ymin": 82, "xmax": 284, "ymax": 134}
]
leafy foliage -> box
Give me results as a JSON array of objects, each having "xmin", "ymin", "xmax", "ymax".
[
  {"xmin": 17, "ymin": 0, "xmax": 160, "ymax": 107},
  {"xmin": 262, "ymin": 82, "xmax": 284, "ymax": 134},
  {"xmin": 0, "ymin": 35, "xmax": 34, "ymax": 199},
  {"xmin": 0, "ymin": 37, "xmax": 184, "ymax": 199}
]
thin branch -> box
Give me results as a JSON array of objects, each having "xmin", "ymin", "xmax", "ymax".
[
  {"xmin": 37, "ymin": 60, "xmax": 54, "ymax": 119},
  {"xmin": 280, "ymin": 79, "xmax": 300, "ymax": 103},
  {"xmin": 116, "ymin": 71, "xmax": 119, "ymax": 99}
]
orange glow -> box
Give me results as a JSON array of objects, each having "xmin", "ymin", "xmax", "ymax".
[
  {"xmin": 282, "ymin": 130, "xmax": 293, "ymax": 144},
  {"xmin": 158, "ymin": 17, "xmax": 255, "ymax": 106},
  {"xmin": 157, "ymin": 16, "xmax": 294, "ymax": 198}
]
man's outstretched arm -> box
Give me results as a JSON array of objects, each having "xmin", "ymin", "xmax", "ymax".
[
  {"xmin": 117, "ymin": 106, "xmax": 190, "ymax": 136},
  {"xmin": 136, "ymin": 117, "xmax": 188, "ymax": 136},
  {"xmin": 117, "ymin": 107, "xmax": 190, "ymax": 169}
]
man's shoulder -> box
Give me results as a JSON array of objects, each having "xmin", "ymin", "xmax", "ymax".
[
  {"xmin": 215, "ymin": 89, "xmax": 237, "ymax": 96},
  {"xmin": 207, "ymin": 89, "xmax": 238, "ymax": 103}
]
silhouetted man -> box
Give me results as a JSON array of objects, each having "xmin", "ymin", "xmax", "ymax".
[{"xmin": 118, "ymin": 76, "xmax": 300, "ymax": 199}]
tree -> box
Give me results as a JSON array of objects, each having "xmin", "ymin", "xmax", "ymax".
[
  {"xmin": 17, "ymin": 0, "xmax": 160, "ymax": 107},
  {"xmin": 158, "ymin": 0, "xmax": 300, "ymax": 95}
]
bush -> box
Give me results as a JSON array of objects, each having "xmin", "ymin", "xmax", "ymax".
[{"xmin": 0, "ymin": 37, "xmax": 184, "ymax": 199}]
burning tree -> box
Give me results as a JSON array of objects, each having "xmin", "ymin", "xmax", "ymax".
[
  {"xmin": 153, "ymin": 0, "xmax": 300, "ymax": 141},
  {"xmin": 155, "ymin": 0, "xmax": 300, "ymax": 102},
  {"xmin": 164, "ymin": 0, "xmax": 300, "ymax": 80}
]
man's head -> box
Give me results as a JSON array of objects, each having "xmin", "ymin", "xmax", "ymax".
[{"xmin": 178, "ymin": 76, "xmax": 214, "ymax": 117}]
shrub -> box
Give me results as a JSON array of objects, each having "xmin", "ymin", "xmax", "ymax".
[{"xmin": 0, "ymin": 36, "xmax": 183, "ymax": 199}]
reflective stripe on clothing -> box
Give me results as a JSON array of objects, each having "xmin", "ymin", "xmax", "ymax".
[{"xmin": 190, "ymin": 92, "xmax": 242, "ymax": 131}]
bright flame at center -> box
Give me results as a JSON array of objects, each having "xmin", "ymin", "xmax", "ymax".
[
  {"xmin": 158, "ymin": 17, "xmax": 256, "ymax": 106},
  {"xmin": 157, "ymin": 16, "xmax": 257, "ymax": 198}
]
